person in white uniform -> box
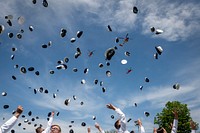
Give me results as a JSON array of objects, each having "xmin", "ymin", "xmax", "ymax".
[
  {"xmin": 35, "ymin": 111, "xmax": 55, "ymax": 133},
  {"xmin": 95, "ymin": 122, "xmax": 105, "ymax": 133},
  {"xmin": 0, "ymin": 105, "xmax": 23, "ymax": 133},
  {"xmin": 153, "ymin": 110, "xmax": 178, "ymax": 133},
  {"xmin": 106, "ymin": 103, "xmax": 145, "ymax": 133}
]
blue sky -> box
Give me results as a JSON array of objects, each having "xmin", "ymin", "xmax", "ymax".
[{"xmin": 0, "ymin": 0, "xmax": 200, "ymax": 133}]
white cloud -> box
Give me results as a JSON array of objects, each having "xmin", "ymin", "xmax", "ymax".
[{"xmin": 141, "ymin": 1, "xmax": 200, "ymax": 41}]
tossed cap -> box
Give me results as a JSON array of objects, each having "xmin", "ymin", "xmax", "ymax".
[
  {"xmin": 11, "ymin": 47, "xmax": 17, "ymax": 52},
  {"xmin": 98, "ymin": 63, "xmax": 103, "ymax": 68},
  {"xmin": 94, "ymin": 79, "xmax": 98, "ymax": 84},
  {"xmin": 5, "ymin": 15, "xmax": 13, "ymax": 20},
  {"xmin": 48, "ymin": 41, "xmax": 52, "ymax": 47},
  {"xmin": 100, "ymin": 81, "xmax": 103, "ymax": 86},
  {"xmin": 77, "ymin": 31, "xmax": 83, "ymax": 38},
  {"xmin": 12, "ymin": 75, "xmax": 17, "ymax": 80},
  {"xmin": 28, "ymin": 111, "xmax": 32, "ymax": 116},
  {"xmin": 125, "ymin": 51, "xmax": 130, "ymax": 56},
  {"xmin": 60, "ymin": 28, "xmax": 67, "ymax": 37},
  {"xmin": 64, "ymin": 57, "xmax": 69, "ymax": 63},
  {"xmin": 42, "ymin": 0, "xmax": 48, "ymax": 7},
  {"xmin": 133, "ymin": 6, "xmax": 138, "ymax": 14},
  {"xmin": 105, "ymin": 47, "xmax": 115, "ymax": 60},
  {"xmin": 20, "ymin": 66, "xmax": 27, "ymax": 74},
  {"xmin": 84, "ymin": 68, "xmax": 89, "ymax": 74},
  {"xmin": 73, "ymin": 68, "xmax": 78, "ymax": 72},
  {"xmin": 64, "ymin": 99, "xmax": 71, "ymax": 106},
  {"xmin": 35, "ymin": 71, "xmax": 40, "ymax": 76},
  {"xmin": 2, "ymin": 92, "xmax": 7, "ymax": 96},
  {"xmin": 134, "ymin": 103, "xmax": 137, "ymax": 107},
  {"xmin": 81, "ymin": 79, "xmax": 86, "ymax": 84},
  {"xmin": 70, "ymin": 38, "xmax": 76, "ymax": 43},
  {"xmin": 121, "ymin": 59, "xmax": 127, "ymax": 65},
  {"xmin": 150, "ymin": 27, "xmax": 155, "ymax": 32},
  {"xmin": 42, "ymin": 44, "xmax": 48, "ymax": 48},
  {"xmin": 81, "ymin": 122, "xmax": 86, "ymax": 126},
  {"xmin": 69, "ymin": 129, "xmax": 74, "ymax": 133},
  {"xmin": 53, "ymin": 93, "xmax": 56, "ymax": 98},
  {"xmin": 32, "ymin": 0, "xmax": 36, "ymax": 4},
  {"xmin": 18, "ymin": 16, "xmax": 25, "ymax": 25},
  {"xmin": 28, "ymin": 67, "xmax": 35, "ymax": 71},
  {"xmin": 0, "ymin": 25, "xmax": 5, "ymax": 34},
  {"xmin": 145, "ymin": 77, "xmax": 150, "ymax": 82},
  {"xmin": 144, "ymin": 111, "xmax": 150, "ymax": 117},
  {"xmin": 173, "ymin": 83, "xmax": 180, "ymax": 90},
  {"xmin": 107, "ymin": 25, "xmax": 112, "ymax": 32},
  {"xmin": 127, "ymin": 118, "xmax": 132, "ymax": 122},
  {"xmin": 106, "ymin": 71, "xmax": 111, "ymax": 77},
  {"xmin": 154, "ymin": 53, "xmax": 158, "ymax": 59},
  {"xmin": 73, "ymin": 95, "xmax": 76, "ymax": 100},
  {"xmin": 7, "ymin": 20, "xmax": 12, "ymax": 26},
  {"xmin": 11, "ymin": 55, "xmax": 15, "ymax": 60},
  {"xmin": 139, "ymin": 86, "xmax": 143, "ymax": 90},
  {"xmin": 115, "ymin": 37, "xmax": 119, "ymax": 43},
  {"xmin": 155, "ymin": 46, "xmax": 163, "ymax": 55},
  {"xmin": 155, "ymin": 29, "xmax": 163, "ymax": 35},
  {"xmin": 49, "ymin": 70, "xmax": 54, "ymax": 74},
  {"xmin": 92, "ymin": 116, "xmax": 96, "ymax": 120},
  {"xmin": 29, "ymin": 26, "xmax": 34, "ymax": 31},
  {"xmin": 8, "ymin": 33, "xmax": 14, "ymax": 38},
  {"xmin": 3, "ymin": 105, "xmax": 9, "ymax": 109},
  {"xmin": 16, "ymin": 33, "xmax": 22, "ymax": 39},
  {"xmin": 102, "ymin": 87, "xmax": 106, "ymax": 93}
]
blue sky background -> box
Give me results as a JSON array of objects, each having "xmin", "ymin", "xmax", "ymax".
[{"xmin": 0, "ymin": 0, "xmax": 200, "ymax": 133}]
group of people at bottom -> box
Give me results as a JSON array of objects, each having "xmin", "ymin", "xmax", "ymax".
[{"xmin": 0, "ymin": 104, "xmax": 197, "ymax": 133}]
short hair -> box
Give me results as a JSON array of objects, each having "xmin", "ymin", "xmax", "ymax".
[
  {"xmin": 114, "ymin": 119, "xmax": 121, "ymax": 129},
  {"xmin": 35, "ymin": 127, "xmax": 43, "ymax": 133},
  {"xmin": 157, "ymin": 127, "xmax": 165, "ymax": 133},
  {"xmin": 51, "ymin": 124, "xmax": 61, "ymax": 132}
]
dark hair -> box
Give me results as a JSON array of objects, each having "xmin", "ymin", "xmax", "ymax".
[
  {"xmin": 114, "ymin": 119, "xmax": 121, "ymax": 129},
  {"xmin": 157, "ymin": 127, "xmax": 165, "ymax": 133},
  {"xmin": 51, "ymin": 124, "xmax": 61, "ymax": 132},
  {"xmin": 35, "ymin": 127, "xmax": 43, "ymax": 133}
]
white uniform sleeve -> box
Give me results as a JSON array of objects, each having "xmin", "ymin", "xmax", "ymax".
[
  {"xmin": 191, "ymin": 130, "xmax": 196, "ymax": 133},
  {"xmin": 115, "ymin": 108, "xmax": 127, "ymax": 132},
  {"xmin": 171, "ymin": 119, "xmax": 178, "ymax": 133},
  {"xmin": 42, "ymin": 116, "xmax": 54, "ymax": 133},
  {"xmin": 139, "ymin": 125, "xmax": 145, "ymax": 133},
  {"xmin": 0, "ymin": 116, "xmax": 18, "ymax": 133},
  {"xmin": 101, "ymin": 130, "xmax": 105, "ymax": 133}
]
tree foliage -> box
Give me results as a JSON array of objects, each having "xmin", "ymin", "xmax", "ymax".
[{"xmin": 154, "ymin": 101, "xmax": 199, "ymax": 133}]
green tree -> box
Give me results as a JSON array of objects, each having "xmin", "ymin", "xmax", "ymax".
[{"xmin": 154, "ymin": 101, "xmax": 199, "ymax": 133}]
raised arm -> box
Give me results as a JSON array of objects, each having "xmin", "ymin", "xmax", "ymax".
[
  {"xmin": 43, "ymin": 111, "xmax": 54, "ymax": 133},
  {"xmin": 138, "ymin": 119, "xmax": 145, "ymax": 133},
  {"xmin": 0, "ymin": 105, "xmax": 23, "ymax": 133},
  {"xmin": 87, "ymin": 127, "xmax": 91, "ymax": 133},
  {"xmin": 171, "ymin": 110, "xmax": 178, "ymax": 133},
  {"xmin": 95, "ymin": 122, "xmax": 105, "ymax": 133},
  {"xmin": 190, "ymin": 120, "xmax": 196, "ymax": 133},
  {"xmin": 106, "ymin": 104, "xmax": 125, "ymax": 121}
]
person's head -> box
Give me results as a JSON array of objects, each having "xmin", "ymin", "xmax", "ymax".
[
  {"xmin": 157, "ymin": 127, "xmax": 167, "ymax": 133},
  {"xmin": 114, "ymin": 119, "xmax": 121, "ymax": 130},
  {"xmin": 50, "ymin": 124, "xmax": 61, "ymax": 133},
  {"xmin": 35, "ymin": 127, "xmax": 44, "ymax": 133}
]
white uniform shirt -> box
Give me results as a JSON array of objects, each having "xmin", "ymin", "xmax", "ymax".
[
  {"xmin": 115, "ymin": 108, "xmax": 130, "ymax": 133},
  {"xmin": 0, "ymin": 116, "xmax": 18, "ymax": 133},
  {"xmin": 42, "ymin": 116, "xmax": 54, "ymax": 133},
  {"xmin": 171, "ymin": 119, "xmax": 178, "ymax": 133},
  {"xmin": 139, "ymin": 125, "xmax": 145, "ymax": 133}
]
